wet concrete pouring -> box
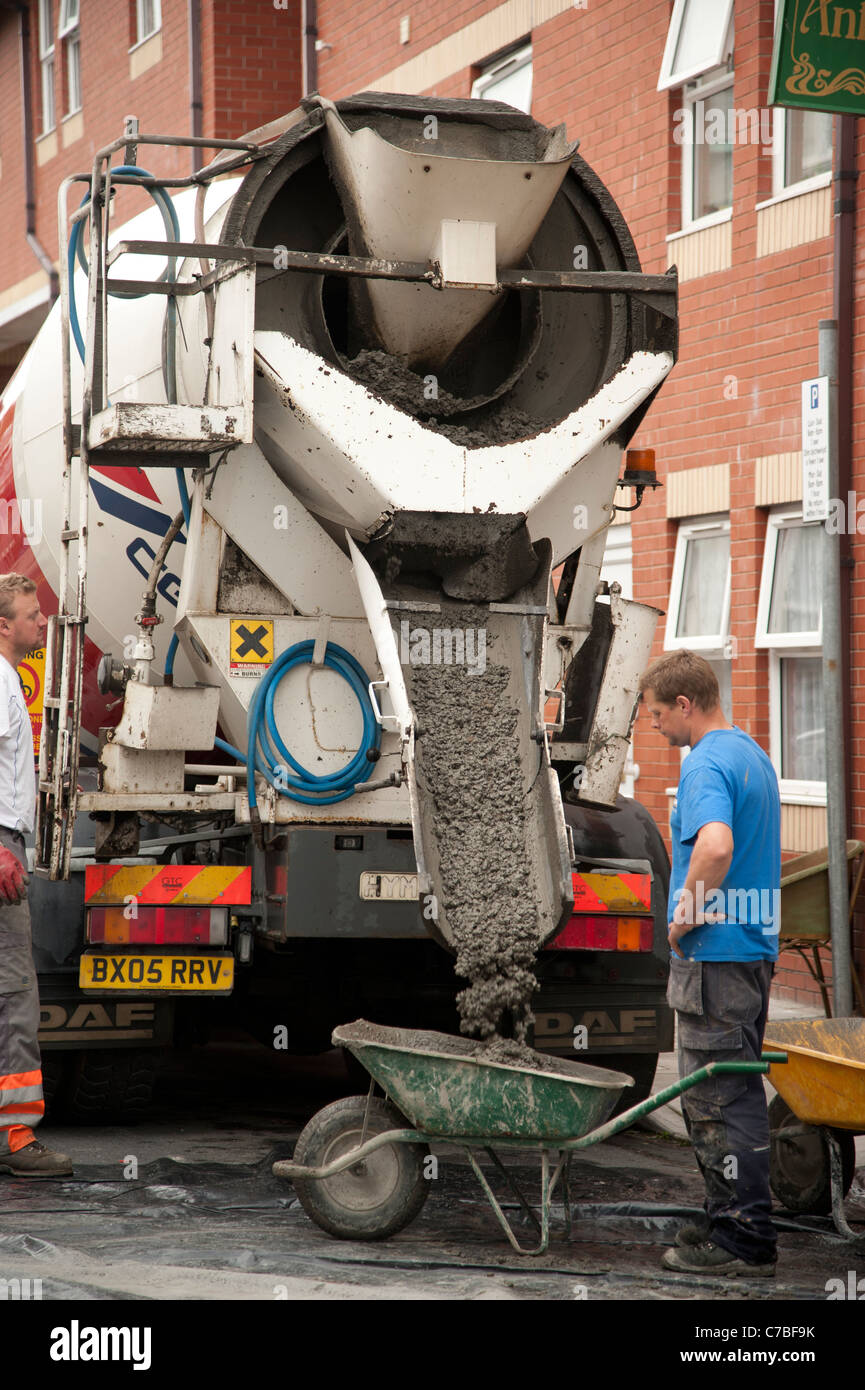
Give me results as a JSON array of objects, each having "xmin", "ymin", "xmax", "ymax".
[{"xmin": 2, "ymin": 1036, "xmax": 862, "ymax": 1301}]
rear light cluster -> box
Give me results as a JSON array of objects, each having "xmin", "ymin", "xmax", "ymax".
[
  {"xmin": 87, "ymin": 906, "xmax": 228, "ymax": 945},
  {"xmin": 548, "ymin": 914, "xmax": 653, "ymax": 952}
]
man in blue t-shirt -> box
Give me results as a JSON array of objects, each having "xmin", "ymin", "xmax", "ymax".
[{"xmin": 640, "ymin": 649, "xmax": 780, "ymax": 1277}]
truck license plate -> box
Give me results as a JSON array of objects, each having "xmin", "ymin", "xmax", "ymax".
[
  {"xmin": 359, "ymin": 871, "xmax": 419, "ymax": 901},
  {"xmin": 79, "ymin": 953, "xmax": 234, "ymax": 993}
]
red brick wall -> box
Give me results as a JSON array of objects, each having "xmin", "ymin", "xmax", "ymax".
[
  {"xmin": 0, "ymin": 0, "xmax": 302, "ymax": 303},
  {"xmin": 317, "ymin": 0, "xmax": 503, "ymax": 98},
  {"xmin": 201, "ymin": 0, "xmax": 301, "ymax": 141}
]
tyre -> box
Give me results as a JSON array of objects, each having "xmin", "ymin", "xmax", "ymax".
[
  {"xmin": 39, "ymin": 1053, "xmax": 69, "ymax": 1122},
  {"xmin": 55, "ymin": 1048, "xmax": 164, "ymax": 1124},
  {"xmin": 768, "ymin": 1093, "xmax": 855, "ymax": 1214},
  {"xmin": 291, "ymin": 1095, "xmax": 430, "ymax": 1241}
]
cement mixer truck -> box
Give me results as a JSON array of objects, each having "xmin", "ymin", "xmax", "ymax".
[{"xmin": 1, "ymin": 92, "xmax": 678, "ymax": 1119}]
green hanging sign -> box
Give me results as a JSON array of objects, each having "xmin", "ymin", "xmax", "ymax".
[{"xmin": 769, "ymin": 0, "xmax": 865, "ymax": 115}]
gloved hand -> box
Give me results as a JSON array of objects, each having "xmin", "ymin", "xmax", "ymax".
[{"xmin": 0, "ymin": 844, "xmax": 28, "ymax": 905}]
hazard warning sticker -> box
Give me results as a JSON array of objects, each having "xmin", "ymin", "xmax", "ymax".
[
  {"xmin": 230, "ymin": 619, "xmax": 274, "ymax": 676},
  {"xmin": 18, "ymin": 645, "xmax": 46, "ymax": 756}
]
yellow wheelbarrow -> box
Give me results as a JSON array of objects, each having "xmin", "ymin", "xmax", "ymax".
[{"xmin": 764, "ymin": 1018, "xmax": 865, "ymax": 1239}]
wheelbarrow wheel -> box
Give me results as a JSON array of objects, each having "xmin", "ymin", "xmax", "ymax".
[
  {"xmin": 292, "ymin": 1096, "xmax": 430, "ymax": 1241},
  {"xmin": 768, "ymin": 1094, "xmax": 855, "ymax": 1215}
]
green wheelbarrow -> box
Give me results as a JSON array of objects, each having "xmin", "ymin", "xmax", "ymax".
[{"xmin": 272, "ymin": 1021, "xmax": 788, "ymax": 1255}]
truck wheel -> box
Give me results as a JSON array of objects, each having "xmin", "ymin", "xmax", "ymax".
[
  {"xmin": 56, "ymin": 1049, "xmax": 164, "ymax": 1125},
  {"xmin": 291, "ymin": 1096, "xmax": 430, "ymax": 1241},
  {"xmin": 39, "ymin": 1054, "xmax": 68, "ymax": 1122},
  {"xmin": 768, "ymin": 1094, "xmax": 855, "ymax": 1214}
]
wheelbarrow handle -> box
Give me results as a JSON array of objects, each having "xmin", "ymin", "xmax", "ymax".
[
  {"xmin": 761, "ymin": 1051, "xmax": 789, "ymax": 1063},
  {"xmin": 560, "ymin": 1054, "xmax": 788, "ymax": 1153}
]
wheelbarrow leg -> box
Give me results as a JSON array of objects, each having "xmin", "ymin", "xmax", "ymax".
[
  {"xmin": 561, "ymin": 1154, "xmax": 573, "ymax": 1240},
  {"xmin": 482, "ymin": 1147, "xmax": 542, "ymax": 1237},
  {"xmin": 464, "ymin": 1148, "xmax": 553, "ymax": 1256},
  {"xmin": 825, "ymin": 1129, "xmax": 861, "ymax": 1241}
]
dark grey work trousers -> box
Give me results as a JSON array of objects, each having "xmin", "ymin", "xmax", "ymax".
[
  {"xmin": 0, "ymin": 826, "xmax": 43, "ymax": 1155},
  {"xmin": 667, "ymin": 955, "xmax": 776, "ymax": 1265}
]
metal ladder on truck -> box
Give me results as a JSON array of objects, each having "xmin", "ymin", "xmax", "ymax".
[{"xmin": 36, "ymin": 117, "xmax": 266, "ymax": 879}]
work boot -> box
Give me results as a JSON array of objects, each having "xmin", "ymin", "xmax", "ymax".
[
  {"xmin": 675, "ymin": 1215, "xmax": 711, "ymax": 1247},
  {"xmin": 662, "ymin": 1242, "xmax": 775, "ymax": 1277},
  {"xmin": 0, "ymin": 1141, "xmax": 73, "ymax": 1177}
]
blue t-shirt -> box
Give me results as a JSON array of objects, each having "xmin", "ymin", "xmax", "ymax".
[{"xmin": 669, "ymin": 726, "xmax": 780, "ymax": 962}]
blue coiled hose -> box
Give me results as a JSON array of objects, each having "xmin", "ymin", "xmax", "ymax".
[
  {"xmin": 214, "ymin": 641, "xmax": 381, "ymax": 806},
  {"xmin": 67, "ymin": 164, "xmax": 180, "ymax": 363}
]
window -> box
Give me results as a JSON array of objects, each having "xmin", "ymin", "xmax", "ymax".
[
  {"xmin": 679, "ymin": 67, "xmax": 734, "ymax": 225},
  {"xmin": 58, "ymin": 0, "xmax": 78, "ymax": 35},
  {"xmin": 136, "ymin": 0, "xmax": 161, "ymax": 44},
  {"xmin": 772, "ymin": 108, "xmax": 833, "ymax": 194},
  {"xmin": 756, "ymin": 512, "xmax": 824, "ymax": 796},
  {"xmin": 60, "ymin": 0, "xmax": 81, "ymax": 114},
  {"xmin": 472, "ymin": 44, "xmax": 532, "ymax": 114},
  {"xmin": 665, "ymin": 515, "xmax": 732, "ymax": 717},
  {"xmin": 658, "ymin": 0, "xmax": 734, "ymax": 91},
  {"xmin": 38, "ymin": 0, "xmax": 55, "ymax": 134},
  {"xmin": 769, "ymin": 1, "xmax": 832, "ymax": 195},
  {"xmin": 601, "ymin": 522, "xmax": 632, "ymax": 600}
]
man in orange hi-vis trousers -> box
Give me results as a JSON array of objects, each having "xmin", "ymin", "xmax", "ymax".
[{"xmin": 0, "ymin": 574, "xmax": 71, "ymax": 1176}]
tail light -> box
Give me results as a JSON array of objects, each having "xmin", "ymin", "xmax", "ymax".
[
  {"xmin": 87, "ymin": 906, "xmax": 228, "ymax": 945},
  {"xmin": 545, "ymin": 869, "xmax": 655, "ymax": 951},
  {"xmin": 548, "ymin": 914, "xmax": 653, "ymax": 952}
]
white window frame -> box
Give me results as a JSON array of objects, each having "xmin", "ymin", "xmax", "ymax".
[
  {"xmin": 769, "ymin": 0, "xmax": 832, "ymax": 200},
  {"xmin": 680, "ymin": 66, "xmax": 734, "ymax": 230},
  {"xmin": 665, "ymin": 514, "xmax": 731, "ymax": 654},
  {"xmin": 58, "ymin": 0, "xmax": 79, "ymax": 39},
  {"xmin": 658, "ymin": 0, "xmax": 734, "ymax": 91},
  {"xmin": 755, "ymin": 509, "xmax": 825, "ymax": 801},
  {"xmin": 65, "ymin": 30, "xmax": 81, "ymax": 114},
  {"xmin": 38, "ymin": 0, "xmax": 55, "ymax": 134},
  {"xmin": 770, "ymin": 107, "xmax": 833, "ymax": 200},
  {"xmin": 471, "ymin": 43, "xmax": 532, "ymax": 113},
  {"xmin": 135, "ymin": 0, "xmax": 162, "ymax": 46}
]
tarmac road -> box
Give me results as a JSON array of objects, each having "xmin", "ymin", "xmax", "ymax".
[{"xmin": 1, "ymin": 1030, "xmax": 863, "ymax": 1304}]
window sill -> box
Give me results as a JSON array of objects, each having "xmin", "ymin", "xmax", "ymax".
[
  {"xmin": 667, "ymin": 207, "xmax": 732, "ymax": 241},
  {"xmin": 756, "ymin": 171, "xmax": 832, "ymax": 213}
]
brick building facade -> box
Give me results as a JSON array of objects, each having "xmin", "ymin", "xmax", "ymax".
[
  {"xmin": 0, "ymin": 0, "xmax": 301, "ymax": 384},
  {"xmin": 0, "ymin": 0, "xmax": 862, "ymax": 1006},
  {"xmin": 315, "ymin": 0, "xmax": 865, "ymax": 1008}
]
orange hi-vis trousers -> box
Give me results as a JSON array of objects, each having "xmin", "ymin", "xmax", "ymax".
[{"xmin": 0, "ymin": 831, "xmax": 44, "ymax": 1154}]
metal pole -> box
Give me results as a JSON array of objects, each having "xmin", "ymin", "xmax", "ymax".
[{"xmin": 820, "ymin": 318, "xmax": 853, "ymax": 1017}]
